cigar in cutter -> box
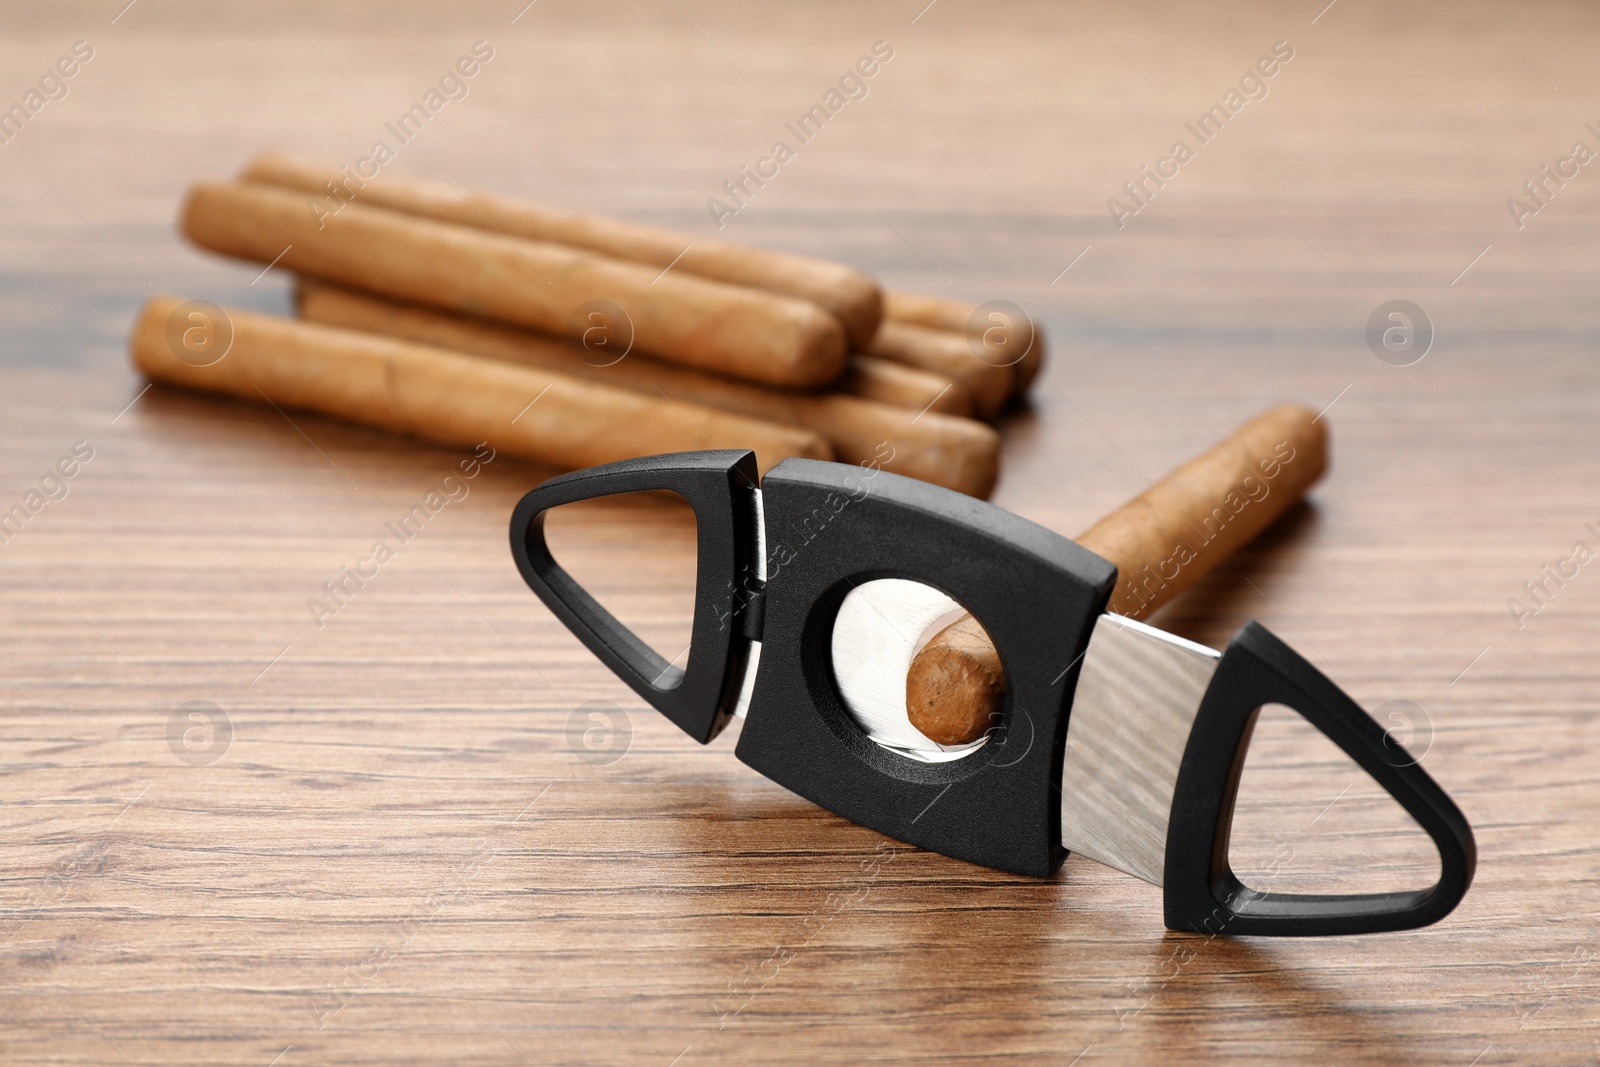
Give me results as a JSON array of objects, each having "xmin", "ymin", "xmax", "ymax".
[
  {"xmin": 239, "ymin": 151, "xmax": 884, "ymax": 349},
  {"xmin": 904, "ymin": 404, "xmax": 1328, "ymax": 745},
  {"xmin": 507, "ymin": 447, "xmax": 1474, "ymax": 936},
  {"xmin": 129, "ymin": 297, "xmax": 831, "ymax": 474},
  {"xmin": 295, "ymin": 281, "xmax": 1000, "ymax": 498}
]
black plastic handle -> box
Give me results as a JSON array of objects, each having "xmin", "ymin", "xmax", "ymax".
[
  {"xmin": 1163, "ymin": 622, "xmax": 1476, "ymax": 936},
  {"xmin": 733, "ymin": 457, "xmax": 1116, "ymax": 877},
  {"xmin": 508, "ymin": 450, "xmax": 762, "ymax": 744}
]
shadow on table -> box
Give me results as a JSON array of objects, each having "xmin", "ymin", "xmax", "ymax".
[
  {"xmin": 1131, "ymin": 932, "xmax": 1445, "ymax": 1066},
  {"xmin": 134, "ymin": 382, "xmax": 564, "ymax": 484},
  {"xmin": 663, "ymin": 774, "xmax": 1444, "ymax": 1062}
]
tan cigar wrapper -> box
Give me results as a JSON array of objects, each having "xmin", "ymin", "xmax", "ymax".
[
  {"xmin": 838, "ymin": 356, "xmax": 974, "ymax": 418},
  {"xmin": 867, "ymin": 319, "xmax": 1015, "ymax": 420},
  {"xmin": 242, "ymin": 151, "xmax": 883, "ymax": 349},
  {"xmin": 296, "ymin": 281, "xmax": 1000, "ymax": 499},
  {"xmin": 131, "ymin": 296, "xmax": 830, "ymax": 475},
  {"xmin": 1078, "ymin": 403, "xmax": 1328, "ymax": 617},
  {"xmin": 180, "ymin": 181, "xmax": 848, "ymax": 389},
  {"xmin": 906, "ymin": 404, "xmax": 1328, "ymax": 744},
  {"xmin": 884, "ymin": 290, "xmax": 1047, "ymax": 396}
]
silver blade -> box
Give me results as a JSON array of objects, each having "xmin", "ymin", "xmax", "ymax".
[
  {"xmin": 1059, "ymin": 613, "xmax": 1219, "ymax": 886},
  {"xmin": 731, "ymin": 489, "xmax": 767, "ymax": 719}
]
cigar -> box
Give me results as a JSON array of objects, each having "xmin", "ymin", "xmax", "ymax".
[
  {"xmin": 130, "ymin": 296, "xmax": 831, "ymax": 474},
  {"xmin": 296, "ymin": 280, "xmax": 1001, "ymax": 499},
  {"xmin": 884, "ymin": 290, "xmax": 1047, "ymax": 397},
  {"xmin": 180, "ymin": 181, "xmax": 848, "ymax": 389},
  {"xmin": 837, "ymin": 356, "xmax": 974, "ymax": 418},
  {"xmin": 883, "ymin": 291, "xmax": 976, "ymax": 332},
  {"xmin": 241, "ymin": 151, "xmax": 884, "ymax": 349},
  {"xmin": 866, "ymin": 320, "xmax": 1014, "ymax": 419},
  {"xmin": 904, "ymin": 404, "xmax": 1328, "ymax": 745}
]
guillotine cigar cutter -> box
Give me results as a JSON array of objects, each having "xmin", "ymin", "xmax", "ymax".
[{"xmin": 510, "ymin": 450, "xmax": 1475, "ymax": 936}]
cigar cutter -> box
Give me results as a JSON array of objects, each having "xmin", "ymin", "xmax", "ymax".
[{"xmin": 510, "ymin": 450, "xmax": 1474, "ymax": 936}]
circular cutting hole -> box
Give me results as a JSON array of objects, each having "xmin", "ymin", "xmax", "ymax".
[{"xmin": 829, "ymin": 578, "xmax": 1005, "ymax": 763}]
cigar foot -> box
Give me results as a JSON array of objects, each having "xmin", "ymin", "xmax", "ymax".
[{"xmin": 904, "ymin": 615, "xmax": 1005, "ymax": 745}]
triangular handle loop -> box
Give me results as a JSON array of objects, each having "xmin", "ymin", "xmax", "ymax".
[
  {"xmin": 1164, "ymin": 622, "xmax": 1476, "ymax": 936},
  {"xmin": 509, "ymin": 450, "xmax": 762, "ymax": 744}
]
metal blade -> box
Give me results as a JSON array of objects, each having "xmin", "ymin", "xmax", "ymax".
[
  {"xmin": 731, "ymin": 489, "xmax": 767, "ymax": 719},
  {"xmin": 1059, "ymin": 613, "xmax": 1219, "ymax": 886}
]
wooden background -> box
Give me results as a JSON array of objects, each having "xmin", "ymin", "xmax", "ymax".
[{"xmin": 3, "ymin": 0, "xmax": 1599, "ymax": 1063}]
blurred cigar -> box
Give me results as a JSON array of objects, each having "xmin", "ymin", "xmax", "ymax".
[
  {"xmin": 867, "ymin": 320, "xmax": 1013, "ymax": 420},
  {"xmin": 241, "ymin": 151, "xmax": 883, "ymax": 349},
  {"xmin": 838, "ymin": 356, "xmax": 973, "ymax": 418},
  {"xmin": 883, "ymin": 291, "xmax": 974, "ymax": 333},
  {"xmin": 180, "ymin": 181, "xmax": 847, "ymax": 389},
  {"xmin": 130, "ymin": 296, "xmax": 831, "ymax": 474},
  {"xmin": 296, "ymin": 280, "xmax": 1001, "ymax": 498},
  {"xmin": 884, "ymin": 290, "xmax": 1047, "ymax": 396}
]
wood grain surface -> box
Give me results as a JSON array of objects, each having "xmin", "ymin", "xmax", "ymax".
[{"xmin": 3, "ymin": 1, "xmax": 1599, "ymax": 1064}]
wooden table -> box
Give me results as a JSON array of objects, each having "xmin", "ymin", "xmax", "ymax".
[{"xmin": 3, "ymin": 1, "xmax": 1598, "ymax": 1063}]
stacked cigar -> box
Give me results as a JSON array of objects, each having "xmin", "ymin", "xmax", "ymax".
[{"xmin": 130, "ymin": 152, "xmax": 1047, "ymax": 497}]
